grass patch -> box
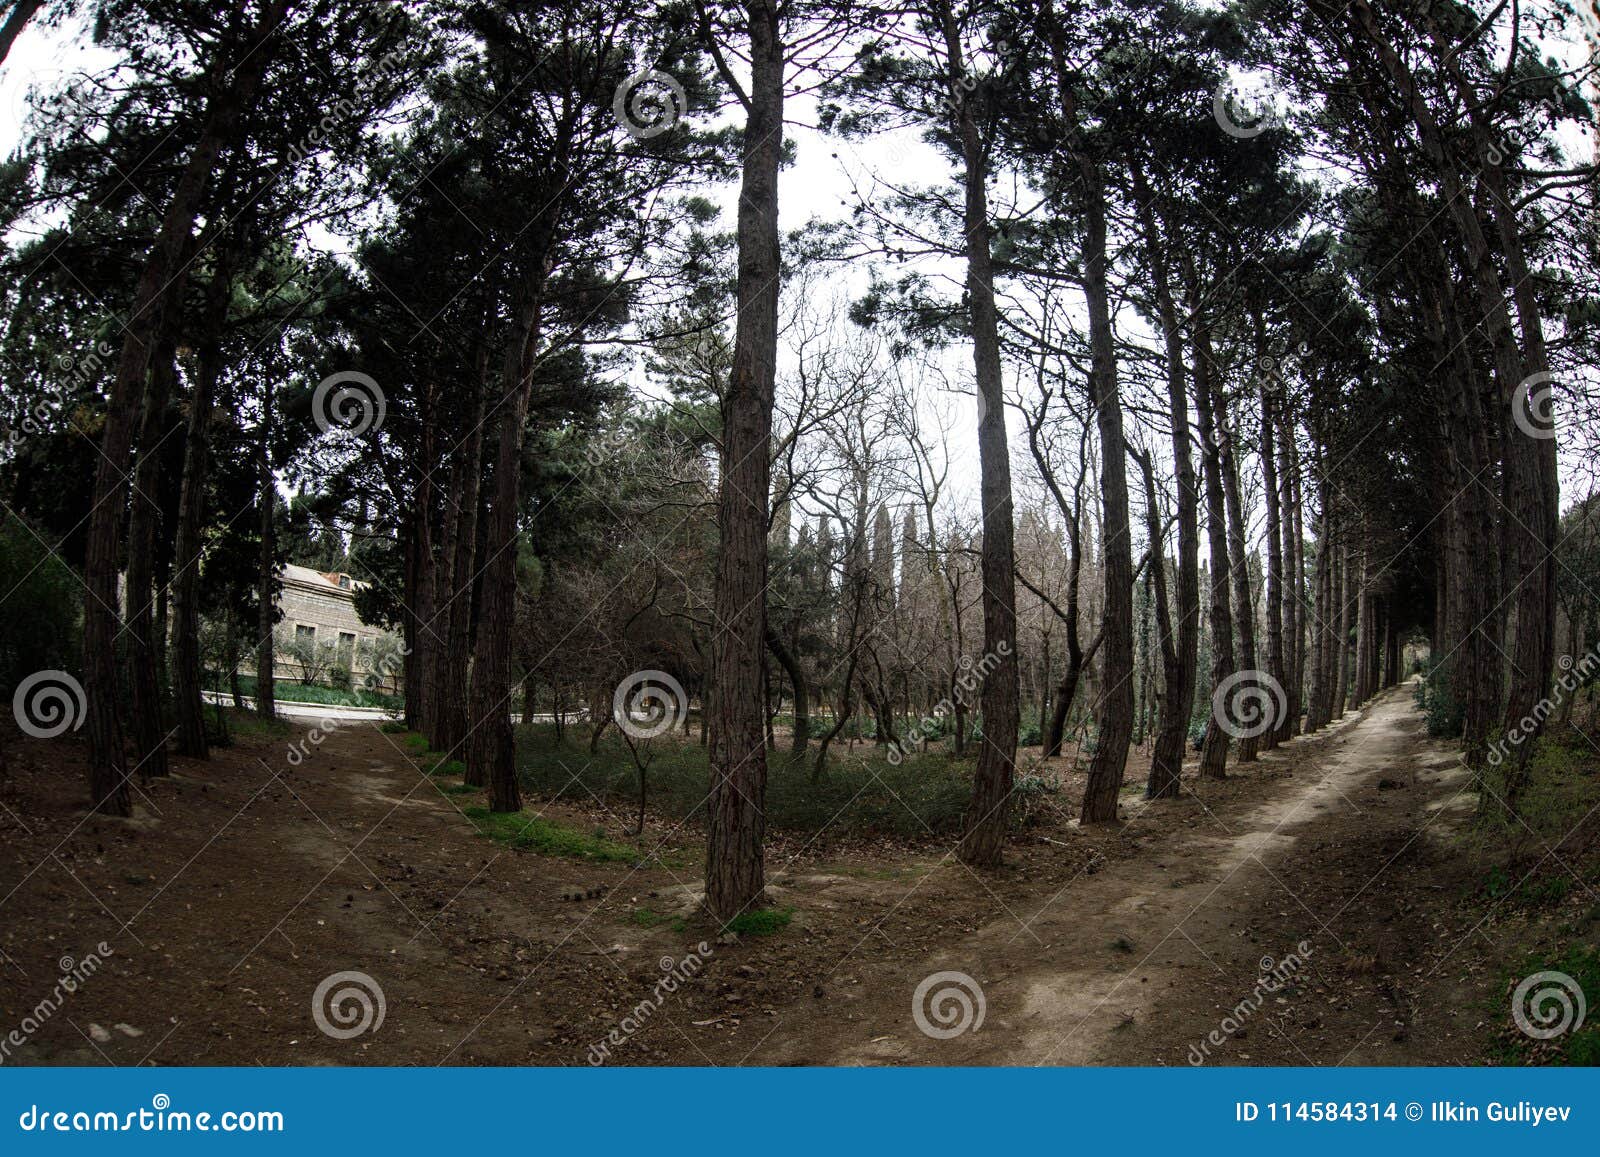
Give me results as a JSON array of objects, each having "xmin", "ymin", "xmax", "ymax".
[
  {"xmin": 233, "ymin": 674, "xmax": 402, "ymax": 712},
  {"xmin": 441, "ymin": 782, "xmax": 480, "ymax": 796},
  {"xmin": 1471, "ymin": 730, "xmax": 1600, "ymax": 1066},
  {"xmin": 427, "ymin": 758, "xmax": 466, "ymax": 778},
  {"xmin": 725, "ymin": 906, "xmax": 793, "ymax": 937},
  {"xmin": 461, "ymin": 806, "xmax": 636, "ymax": 861},
  {"xmin": 630, "ymin": 906, "xmax": 687, "ymax": 933},
  {"xmin": 380, "ymin": 721, "xmax": 410, "ymax": 734},
  {"xmin": 826, "ymin": 863, "xmax": 927, "ymax": 881},
  {"xmin": 516, "ymin": 725, "xmax": 986, "ymax": 840},
  {"xmin": 216, "ymin": 708, "xmax": 290, "ymax": 739},
  {"xmin": 1494, "ymin": 944, "xmax": 1600, "ymax": 1066}
]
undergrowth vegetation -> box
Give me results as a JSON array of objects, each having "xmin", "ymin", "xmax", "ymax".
[
  {"xmin": 1468, "ymin": 722, "xmax": 1600, "ymax": 1065},
  {"xmin": 514, "ymin": 723, "xmax": 1012, "ymax": 840}
]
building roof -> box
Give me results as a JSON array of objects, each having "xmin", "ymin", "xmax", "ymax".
[{"xmin": 280, "ymin": 563, "xmax": 368, "ymax": 596}]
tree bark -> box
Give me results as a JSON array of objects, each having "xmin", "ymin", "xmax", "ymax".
[
  {"xmin": 254, "ymin": 379, "xmax": 277, "ymax": 721},
  {"xmin": 125, "ymin": 337, "xmax": 177, "ymax": 779},
  {"xmin": 1260, "ymin": 386, "xmax": 1284, "ymax": 751},
  {"xmin": 1076, "ymin": 173, "xmax": 1135, "ymax": 825},
  {"xmin": 1133, "ymin": 180, "xmax": 1199, "ymax": 800},
  {"xmin": 1305, "ymin": 483, "xmax": 1330, "ymax": 733},
  {"xmin": 467, "ymin": 274, "xmax": 549, "ymax": 812},
  {"xmin": 764, "ymin": 626, "xmax": 808, "ymax": 755},
  {"xmin": 1193, "ymin": 326, "xmax": 1233, "ymax": 779},
  {"xmin": 936, "ymin": 1, "xmax": 1018, "ymax": 864},
  {"xmin": 0, "ymin": 0, "xmax": 44, "ymax": 69},
  {"xmin": 172, "ymin": 277, "xmax": 230, "ymax": 760},
  {"xmin": 440, "ymin": 349, "xmax": 488, "ymax": 754},
  {"xmin": 701, "ymin": 0, "xmax": 785, "ymax": 920},
  {"xmin": 1217, "ymin": 390, "xmax": 1261, "ymax": 761},
  {"xmin": 1332, "ymin": 544, "xmax": 1351, "ymax": 719},
  {"xmin": 79, "ymin": 3, "xmax": 288, "ymax": 814}
]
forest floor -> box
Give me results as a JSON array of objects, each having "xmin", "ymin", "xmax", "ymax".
[{"xmin": 2, "ymin": 685, "xmax": 1596, "ymax": 1067}]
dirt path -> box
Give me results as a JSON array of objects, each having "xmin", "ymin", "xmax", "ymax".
[
  {"xmin": 750, "ymin": 687, "xmax": 1484, "ymax": 1066},
  {"xmin": 1, "ymin": 687, "xmax": 1499, "ymax": 1067}
]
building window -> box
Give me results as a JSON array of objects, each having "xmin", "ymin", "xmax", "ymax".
[
  {"xmin": 295, "ymin": 624, "xmax": 315, "ymax": 644},
  {"xmin": 338, "ymin": 631, "xmax": 356, "ymax": 663},
  {"xmin": 338, "ymin": 574, "xmax": 351, "ymax": 590}
]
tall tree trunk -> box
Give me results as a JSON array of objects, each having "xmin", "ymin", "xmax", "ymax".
[
  {"xmin": 1076, "ymin": 175, "xmax": 1134, "ymax": 825},
  {"xmin": 467, "ymin": 272, "xmax": 549, "ymax": 812},
  {"xmin": 1353, "ymin": 561, "xmax": 1371, "ymax": 705},
  {"xmin": 702, "ymin": 0, "xmax": 784, "ymax": 920},
  {"xmin": 1193, "ymin": 326, "xmax": 1233, "ymax": 779},
  {"xmin": 441, "ymin": 351, "xmax": 488, "ymax": 753},
  {"xmin": 254, "ymin": 380, "xmax": 277, "ymax": 722},
  {"xmin": 412, "ymin": 391, "xmax": 440, "ymax": 743},
  {"xmin": 1276, "ymin": 407, "xmax": 1304, "ymax": 741},
  {"xmin": 938, "ymin": 1, "xmax": 1018, "ymax": 865},
  {"xmin": 172, "ymin": 276, "xmax": 230, "ymax": 760},
  {"xmin": 1332, "ymin": 544, "xmax": 1351, "ymax": 719},
  {"xmin": 1260, "ymin": 386, "xmax": 1284, "ymax": 752},
  {"xmin": 1305, "ymin": 486, "xmax": 1330, "ymax": 733},
  {"xmin": 79, "ymin": 4, "xmax": 287, "ymax": 814},
  {"xmin": 125, "ymin": 338, "xmax": 177, "ymax": 779},
  {"xmin": 0, "ymin": 0, "xmax": 44, "ymax": 69},
  {"xmin": 401, "ymin": 520, "xmax": 422, "ymax": 728},
  {"xmin": 1133, "ymin": 181, "xmax": 1199, "ymax": 800},
  {"xmin": 1217, "ymin": 391, "xmax": 1261, "ymax": 762}
]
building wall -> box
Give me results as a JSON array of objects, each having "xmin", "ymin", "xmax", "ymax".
[{"xmin": 252, "ymin": 567, "xmax": 403, "ymax": 693}]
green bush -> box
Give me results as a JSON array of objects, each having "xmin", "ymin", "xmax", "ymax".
[
  {"xmin": 234, "ymin": 674, "xmax": 402, "ymax": 712},
  {"xmin": 726, "ymin": 907, "xmax": 793, "ymax": 936},
  {"xmin": 1416, "ymin": 659, "xmax": 1464, "ymax": 738},
  {"xmin": 0, "ymin": 514, "xmax": 80, "ymax": 693}
]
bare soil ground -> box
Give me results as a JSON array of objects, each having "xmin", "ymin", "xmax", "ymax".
[{"xmin": 0, "ymin": 688, "xmax": 1564, "ymax": 1066}]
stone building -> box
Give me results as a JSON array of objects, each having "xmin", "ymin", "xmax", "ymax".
[{"xmin": 273, "ymin": 564, "xmax": 401, "ymax": 692}]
